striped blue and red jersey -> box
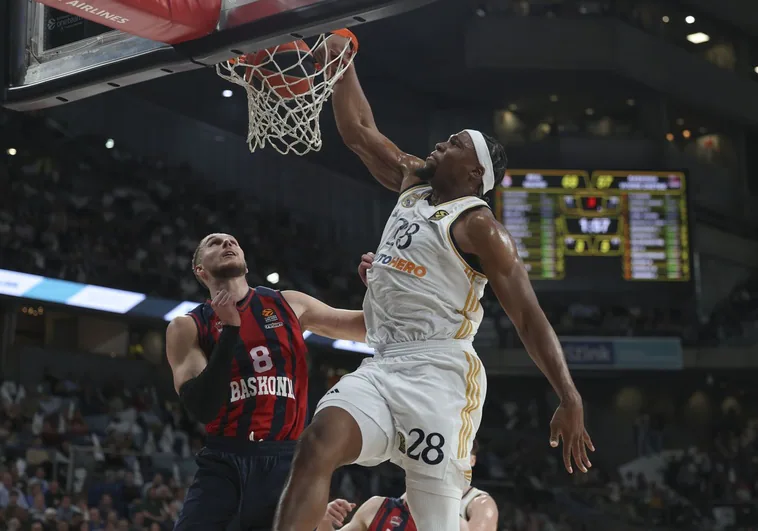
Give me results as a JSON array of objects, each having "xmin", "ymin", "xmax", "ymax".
[
  {"xmin": 188, "ymin": 286, "xmax": 308, "ymax": 442},
  {"xmin": 368, "ymin": 498, "xmax": 417, "ymax": 531}
]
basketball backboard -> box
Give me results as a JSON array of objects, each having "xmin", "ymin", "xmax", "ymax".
[{"xmin": 1, "ymin": 0, "xmax": 437, "ymax": 111}]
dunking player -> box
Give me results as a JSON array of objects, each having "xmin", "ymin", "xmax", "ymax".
[
  {"xmin": 273, "ymin": 35, "xmax": 594, "ymax": 531},
  {"xmin": 167, "ymin": 233, "xmax": 366, "ymax": 530},
  {"xmin": 316, "ymin": 440, "xmax": 496, "ymax": 531}
]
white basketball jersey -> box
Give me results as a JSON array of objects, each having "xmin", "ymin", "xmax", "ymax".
[
  {"xmin": 460, "ymin": 486, "xmax": 489, "ymax": 519},
  {"xmin": 364, "ymin": 185, "xmax": 489, "ymax": 348}
]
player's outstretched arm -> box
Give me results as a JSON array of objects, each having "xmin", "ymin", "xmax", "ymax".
[
  {"xmin": 282, "ymin": 291, "xmax": 366, "ymax": 343},
  {"xmin": 166, "ymin": 290, "xmax": 242, "ymax": 423},
  {"xmin": 454, "ymin": 208, "xmax": 594, "ymax": 473},
  {"xmin": 465, "ymin": 495, "xmax": 499, "ymax": 531},
  {"xmin": 330, "ymin": 57, "xmax": 424, "ymax": 193}
]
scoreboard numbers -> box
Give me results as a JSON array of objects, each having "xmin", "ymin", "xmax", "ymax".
[{"xmin": 497, "ymin": 170, "xmax": 690, "ymax": 282}]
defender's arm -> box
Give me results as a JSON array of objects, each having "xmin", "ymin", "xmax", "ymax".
[
  {"xmin": 166, "ymin": 315, "xmax": 238, "ymax": 423},
  {"xmin": 283, "ymin": 291, "xmax": 366, "ymax": 343}
]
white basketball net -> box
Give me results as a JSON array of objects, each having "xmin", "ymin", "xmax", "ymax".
[{"xmin": 216, "ymin": 34, "xmax": 356, "ymax": 156}]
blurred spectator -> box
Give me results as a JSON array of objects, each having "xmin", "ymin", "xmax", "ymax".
[{"xmin": 0, "ymin": 109, "xmax": 365, "ymax": 312}]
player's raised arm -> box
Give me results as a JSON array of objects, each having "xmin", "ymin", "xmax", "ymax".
[
  {"xmin": 318, "ymin": 34, "xmax": 424, "ymax": 193},
  {"xmin": 166, "ymin": 290, "xmax": 241, "ymax": 423},
  {"xmin": 453, "ymin": 208, "xmax": 595, "ymax": 474},
  {"xmin": 282, "ymin": 291, "xmax": 366, "ymax": 343}
]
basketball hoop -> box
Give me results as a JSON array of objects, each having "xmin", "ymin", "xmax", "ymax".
[{"xmin": 216, "ymin": 30, "xmax": 358, "ymax": 156}]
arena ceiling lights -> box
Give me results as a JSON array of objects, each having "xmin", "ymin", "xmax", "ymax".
[
  {"xmin": 0, "ymin": 267, "xmax": 375, "ymax": 354},
  {"xmin": 687, "ymin": 32, "xmax": 711, "ymax": 44}
]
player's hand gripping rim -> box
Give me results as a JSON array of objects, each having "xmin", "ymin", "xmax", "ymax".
[
  {"xmin": 358, "ymin": 252, "xmax": 375, "ymax": 287},
  {"xmin": 312, "ymin": 29, "xmax": 358, "ymax": 81},
  {"xmin": 210, "ymin": 289, "xmax": 242, "ymax": 327},
  {"xmin": 324, "ymin": 498, "xmax": 356, "ymax": 528},
  {"xmin": 549, "ymin": 395, "xmax": 595, "ymax": 474}
]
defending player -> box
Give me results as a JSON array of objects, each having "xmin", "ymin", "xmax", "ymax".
[
  {"xmin": 317, "ymin": 440, "xmax": 496, "ymax": 531},
  {"xmin": 168, "ymin": 233, "xmax": 366, "ymax": 530},
  {"xmin": 317, "ymin": 497, "xmax": 468, "ymax": 531},
  {"xmin": 273, "ymin": 37, "xmax": 594, "ymax": 531}
]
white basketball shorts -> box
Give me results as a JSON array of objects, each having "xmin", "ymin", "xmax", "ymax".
[{"xmin": 314, "ymin": 339, "xmax": 487, "ymax": 498}]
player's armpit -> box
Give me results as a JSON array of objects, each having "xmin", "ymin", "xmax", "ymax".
[
  {"xmin": 454, "ymin": 209, "xmax": 580, "ymax": 403},
  {"xmin": 460, "ymin": 517, "xmax": 471, "ymax": 531},
  {"xmin": 282, "ymin": 291, "xmax": 366, "ymax": 343},
  {"xmin": 332, "ymin": 65, "xmax": 425, "ymax": 193},
  {"xmin": 465, "ymin": 495, "xmax": 499, "ymax": 531},
  {"xmin": 165, "ymin": 316, "xmax": 208, "ymax": 394}
]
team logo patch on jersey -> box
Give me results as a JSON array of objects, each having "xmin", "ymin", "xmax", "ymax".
[
  {"xmin": 390, "ymin": 516, "xmax": 403, "ymax": 527},
  {"xmin": 262, "ymin": 308, "xmax": 279, "ymax": 324},
  {"xmin": 428, "ymin": 209, "xmax": 449, "ymax": 221},
  {"xmin": 213, "ymin": 320, "xmax": 223, "ymax": 333},
  {"xmin": 397, "ymin": 432, "xmax": 406, "ymax": 454},
  {"xmin": 401, "ymin": 192, "xmax": 424, "ymax": 208}
]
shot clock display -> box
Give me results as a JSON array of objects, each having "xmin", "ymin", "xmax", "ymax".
[{"xmin": 496, "ymin": 170, "xmax": 690, "ymax": 285}]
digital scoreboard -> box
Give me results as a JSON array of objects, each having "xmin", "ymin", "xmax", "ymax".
[{"xmin": 496, "ymin": 170, "xmax": 691, "ymax": 284}]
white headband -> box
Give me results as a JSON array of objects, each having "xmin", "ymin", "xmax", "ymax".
[{"xmin": 463, "ymin": 129, "xmax": 495, "ymax": 194}]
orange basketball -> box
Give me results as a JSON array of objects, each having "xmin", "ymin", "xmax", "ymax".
[{"xmin": 236, "ymin": 40, "xmax": 316, "ymax": 100}]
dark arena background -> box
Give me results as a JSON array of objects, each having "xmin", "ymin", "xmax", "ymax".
[{"xmin": 2, "ymin": 0, "xmax": 758, "ymax": 529}]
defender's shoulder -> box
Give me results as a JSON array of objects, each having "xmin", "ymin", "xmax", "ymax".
[{"xmin": 167, "ymin": 314, "xmax": 197, "ymax": 337}]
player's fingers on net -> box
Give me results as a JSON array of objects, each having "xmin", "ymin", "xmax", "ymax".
[{"xmin": 312, "ymin": 44, "xmax": 326, "ymax": 66}]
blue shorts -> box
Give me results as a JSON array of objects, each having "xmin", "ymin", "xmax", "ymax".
[{"xmin": 174, "ymin": 438, "xmax": 295, "ymax": 531}]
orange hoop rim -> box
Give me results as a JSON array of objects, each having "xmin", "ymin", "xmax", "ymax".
[{"xmin": 330, "ymin": 28, "xmax": 359, "ymax": 53}]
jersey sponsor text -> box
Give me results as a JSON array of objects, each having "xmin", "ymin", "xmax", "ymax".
[
  {"xmin": 230, "ymin": 376, "xmax": 296, "ymax": 402},
  {"xmin": 374, "ymin": 253, "xmax": 428, "ymax": 278}
]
